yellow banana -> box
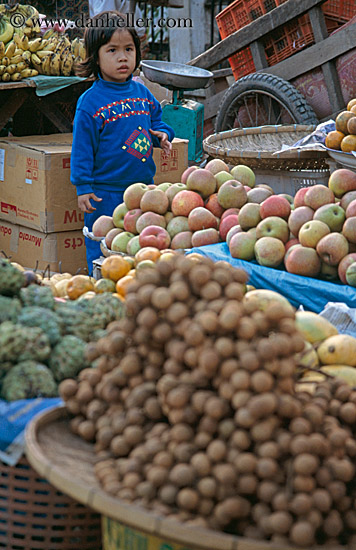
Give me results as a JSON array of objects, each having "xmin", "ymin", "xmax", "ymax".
[
  {"xmin": 45, "ymin": 41, "xmax": 57, "ymax": 52},
  {"xmin": 0, "ymin": 41, "xmax": 5, "ymax": 58},
  {"xmin": 10, "ymin": 54, "xmax": 23, "ymax": 65},
  {"xmin": 37, "ymin": 39, "xmax": 49, "ymax": 51},
  {"xmin": 54, "ymin": 37, "xmax": 67, "ymax": 55},
  {"xmin": 14, "ymin": 48, "xmax": 24, "ymax": 56},
  {"xmin": 22, "ymin": 50, "xmax": 31, "ymax": 62},
  {"xmin": 20, "ymin": 68, "xmax": 38, "ymax": 78},
  {"xmin": 23, "ymin": 26, "xmax": 33, "ymax": 37},
  {"xmin": 10, "ymin": 72, "xmax": 22, "ymax": 81},
  {"xmin": 0, "ymin": 65, "xmax": 5, "ymax": 75},
  {"xmin": 5, "ymin": 64, "xmax": 18, "ymax": 75},
  {"xmin": 1, "ymin": 56, "xmax": 10, "ymax": 66},
  {"xmin": 29, "ymin": 38, "xmax": 42, "ymax": 52},
  {"xmin": 33, "ymin": 24, "xmax": 41, "ymax": 35},
  {"xmin": 43, "ymin": 28, "xmax": 55, "ymax": 40},
  {"xmin": 30, "ymin": 53, "xmax": 42, "ymax": 71},
  {"xmin": 16, "ymin": 61, "xmax": 28, "ymax": 72},
  {"xmin": 0, "ymin": 18, "xmax": 14, "ymax": 44},
  {"xmin": 21, "ymin": 35, "xmax": 29, "ymax": 50},
  {"xmin": 63, "ymin": 34, "xmax": 71, "ymax": 48},
  {"xmin": 71, "ymin": 37, "xmax": 79, "ymax": 56},
  {"xmin": 4, "ymin": 41, "xmax": 16, "ymax": 58},
  {"xmin": 37, "ymin": 50, "xmax": 54, "ymax": 59},
  {"xmin": 41, "ymin": 54, "xmax": 51, "ymax": 75},
  {"xmin": 13, "ymin": 34, "xmax": 23, "ymax": 48},
  {"xmin": 50, "ymin": 52, "xmax": 61, "ymax": 76},
  {"xmin": 1, "ymin": 72, "xmax": 10, "ymax": 82},
  {"xmin": 61, "ymin": 52, "xmax": 73, "ymax": 76}
]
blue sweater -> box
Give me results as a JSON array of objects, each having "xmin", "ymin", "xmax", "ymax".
[{"xmin": 70, "ymin": 74, "xmax": 175, "ymax": 196}]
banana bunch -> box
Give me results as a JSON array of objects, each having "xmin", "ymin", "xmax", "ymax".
[
  {"xmin": 31, "ymin": 33, "xmax": 75, "ymax": 76},
  {"xmin": 0, "ymin": 14, "xmax": 14, "ymax": 44},
  {"xmin": 0, "ymin": 30, "xmax": 80, "ymax": 80},
  {"xmin": 71, "ymin": 37, "xmax": 86, "ymax": 64},
  {"xmin": 0, "ymin": 4, "xmax": 40, "ymax": 39},
  {"xmin": 0, "ymin": 35, "xmax": 38, "ymax": 81}
]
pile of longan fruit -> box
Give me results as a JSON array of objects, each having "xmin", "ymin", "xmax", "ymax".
[
  {"xmin": 325, "ymin": 98, "xmax": 356, "ymax": 152},
  {"xmin": 60, "ymin": 254, "xmax": 356, "ymax": 548}
]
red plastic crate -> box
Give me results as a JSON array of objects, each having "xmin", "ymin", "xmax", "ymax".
[
  {"xmin": 323, "ymin": 0, "xmax": 356, "ymax": 21},
  {"xmin": 216, "ymin": 0, "xmax": 355, "ymax": 80},
  {"xmin": 216, "ymin": 0, "xmax": 288, "ymax": 38},
  {"xmin": 264, "ymin": 14, "xmax": 341, "ymax": 66}
]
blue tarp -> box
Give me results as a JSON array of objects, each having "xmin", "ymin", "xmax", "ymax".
[
  {"xmin": 189, "ymin": 243, "xmax": 356, "ymax": 314},
  {"xmin": 0, "ymin": 397, "xmax": 62, "ymax": 465}
]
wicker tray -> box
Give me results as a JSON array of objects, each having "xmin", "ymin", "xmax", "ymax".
[
  {"xmin": 203, "ymin": 125, "xmax": 329, "ymax": 170},
  {"xmin": 25, "ymin": 406, "xmax": 347, "ymax": 550},
  {"xmin": 0, "ymin": 452, "xmax": 101, "ymax": 550}
]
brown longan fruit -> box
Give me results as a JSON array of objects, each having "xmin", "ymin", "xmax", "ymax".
[
  {"xmin": 236, "ymin": 317, "xmax": 256, "ymax": 340},
  {"xmin": 232, "ymin": 390, "xmax": 251, "ymax": 410},
  {"xmin": 229, "ymin": 429, "xmax": 250, "ymax": 450},
  {"xmin": 166, "ymin": 302, "xmax": 189, "ymax": 324},
  {"xmin": 313, "ymin": 488, "xmax": 333, "ymax": 515},
  {"xmin": 169, "ymin": 463, "xmax": 195, "ymax": 487},
  {"xmin": 293, "ymin": 453, "xmax": 319, "ymax": 476},
  {"xmin": 59, "ymin": 378, "xmax": 78, "ymax": 399},
  {"xmin": 224, "ymin": 281, "xmax": 245, "ymax": 300},
  {"xmin": 206, "ymin": 440, "xmax": 227, "ymax": 463},
  {"xmin": 289, "ymin": 493, "xmax": 312, "ymax": 516},
  {"xmin": 169, "ymin": 280, "xmax": 190, "ymax": 301},
  {"xmin": 231, "ymin": 370, "xmax": 250, "ymax": 391},
  {"xmin": 218, "ymin": 305, "xmax": 242, "ymax": 331},
  {"xmin": 323, "ymin": 510, "xmax": 343, "ymax": 537},
  {"xmin": 196, "ymin": 310, "xmax": 218, "ymax": 333},
  {"xmin": 205, "ymin": 396, "xmax": 229, "ymax": 420},
  {"xmin": 269, "ymin": 511, "xmax": 293, "ymax": 535},
  {"xmin": 290, "ymin": 417, "xmax": 312, "ymax": 435},
  {"xmin": 200, "ymin": 281, "xmax": 222, "ymax": 301},
  {"xmin": 234, "ymin": 453, "xmax": 257, "ymax": 474},
  {"xmin": 214, "ymin": 336, "xmax": 235, "ymax": 358},
  {"xmin": 290, "ymin": 521, "xmax": 315, "ymax": 547},
  {"xmin": 251, "ymin": 370, "xmax": 274, "ymax": 393},
  {"xmin": 293, "ymin": 475, "xmax": 315, "ymax": 493}
]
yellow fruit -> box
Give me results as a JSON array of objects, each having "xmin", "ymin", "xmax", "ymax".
[
  {"xmin": 325, "ymin": 130, "xmax": 345, "ymax": 150},
  {"xmin": 295, "ymin": 341, "xmax": 319, "ymax": 370},
  {"xmin": 54, "ymin": 278, "xmax": 70, "ymax": 297},
  {"xmin": 347, "ymin": 98, "xmax": 356, "ymax": 111},
  {"xmin": 341, "ymin": 134, "xmax": 356, "ymax": 153},
  {"xmin": 320, "ymin": 365, "xmax": 356, "ymax": 387},
  {"xmin": 94, "ymin": 278, "xmax": 116, "ymax": 294},
  {"xmin": 242, "ymin": 289, "xmax": 295, "ymax": 314},
  {"xmin": 335, "ymin": 110, "xmax": 356, "ymax": 134},
  {"xmin": 295, "ymin": 311, "xmax": 338, "ymax": 345},
  {"xmin": 10, "ymin": 72, "xmax": 22, "ymax": 81},
  {"xmin": 66, "ymin": 275, "xmax": 95, "ymax": 300},
  {"xmin": 115, "ymin": 275, "xmax": 135, "ymax": 297},
  {"xmin": 317, "ymin": 334, "xmax": 356, "ymax": 366},
  {"xmin": 101, "ymin": 255, "xmax": 131, "ymax": 282}
]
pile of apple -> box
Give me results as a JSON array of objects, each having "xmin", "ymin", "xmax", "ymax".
[
  {"xmin": 92, "ymin": 159, "xmax": 269, "ymax": 254},
  {"xmin": 227, "ymin": 168, "xmax": 356, "ymax": 286}
]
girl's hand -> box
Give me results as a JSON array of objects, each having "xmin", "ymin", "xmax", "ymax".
[
  {"xmin": 78, "ymin": 193, "xmax": 102, "ymax": 213},
  {"xmin": 149, "ymin": 129, "xmax": 172, "ymax": 154}
]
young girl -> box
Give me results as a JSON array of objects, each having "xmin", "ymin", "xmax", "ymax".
[{"xmin": 71, "ymin": 11, "xmax": 174, "ymax": 273}]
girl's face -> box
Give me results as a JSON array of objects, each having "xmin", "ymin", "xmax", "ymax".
[{"xmin": 98, "ymin": 29, "xmax": 136, "ymax": 83}]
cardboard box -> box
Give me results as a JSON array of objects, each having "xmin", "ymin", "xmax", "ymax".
[
  {"xmin": 0, "ymin": 221, "xmax": 87, "ymax": 275},
  {"xmin": 153, "ymin": 138, "xmax": 188, "ymax": 185},
  {"xmin": 0, "ymin": 134, "xmax": 188, "ymax": 232},
  {"xmin": 0, "ymin": 134, "xmax": 83, "ymax": 233}
]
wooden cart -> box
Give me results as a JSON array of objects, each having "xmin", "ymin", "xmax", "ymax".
[{"xmin": 189, "ymin": 0, "xmax": 356, "ymax": 133}]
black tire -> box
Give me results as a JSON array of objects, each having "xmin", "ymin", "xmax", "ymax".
[{"xmin": 215, "ymin": 72, "xmax": 318, "ymax": 132}]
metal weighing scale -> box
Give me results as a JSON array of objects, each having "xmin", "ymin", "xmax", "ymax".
[{"xmin": 140, "ymin": 60, "xmax": 214, "ymax": 163}]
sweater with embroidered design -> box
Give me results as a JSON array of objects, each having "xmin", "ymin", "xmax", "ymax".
[{"xmin": 70, "ymin": 74, "xmax": 175, "ymax": 196}]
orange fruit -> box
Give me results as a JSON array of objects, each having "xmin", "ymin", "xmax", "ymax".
[
  {"xmin": 347, "ymin": 117, "xmax": 356, "ymax": 135},
  {"xmin": 341, "ymin": 135, "xmax": 356, "ymax": 152},
  {"xmin": 347, "ymin": 98, "xmax": 356, "ymax": 111},
  {"xmin": 115, "ymin": 275, "xmax": 135, "ymax": 297},
  {"xmin": 94, "ymin": 278, "xmax": 116, "ymax": 293},
  {"xmin": 351, "ymin": 105, "xmax": 356, "ymax": 115},
  {"xmin": 325, "ymin": 130, "xmax": 345, "ymax": 150},
  {"xmin": 67, "ymin": 275, "xmax": 95, "ymax": 300},
  {"xmin": 335, "ymin": 111, "xmax": 356, "ymax": 134},
  {"xmin": 101, "ymin": 255, "xmax": 131, "ymax": 282},
  {"xmin": 135, "ymin": 247, "xmax": 161, "ymax": 265}
]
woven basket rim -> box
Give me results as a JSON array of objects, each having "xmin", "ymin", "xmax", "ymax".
[
  {"xmin": 25, "ymin": 406, "xmax": 343, "ymax": 550},
  {"xmin": 203, "ymin": 124, "xmax": 329, "ymax": 161}
]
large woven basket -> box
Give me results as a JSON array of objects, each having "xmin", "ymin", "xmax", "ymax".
[
  {"xmin": 203, "ymin": 124, "xmax": 329, "ymax": 170},
  {"xmin": 0, "ymin": 456, "xmax": 102, "ymax": 550}
]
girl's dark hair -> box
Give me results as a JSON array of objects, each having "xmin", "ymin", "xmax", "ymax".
[{"xmin": 75, "ymin": 11, "xmax": 141, "ymax": 78}]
